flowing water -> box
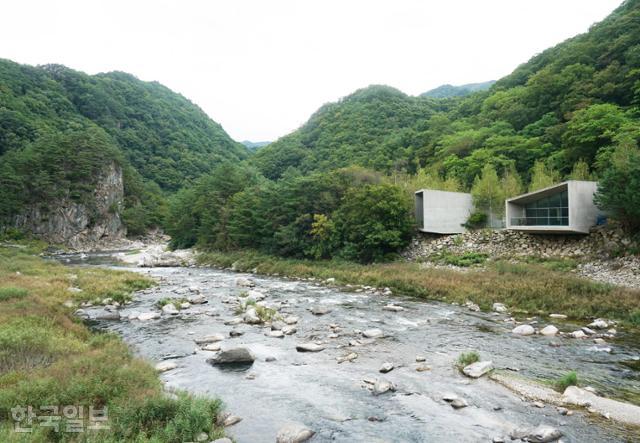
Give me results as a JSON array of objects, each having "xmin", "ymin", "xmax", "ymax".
[{"xmin": 60, "ymin": 253, "xmax": 640, "ymax": 442}]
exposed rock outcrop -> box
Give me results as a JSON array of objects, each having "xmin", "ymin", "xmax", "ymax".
[{"xmin": 13, "ymin": 162, "xmax": 125, "ymax": 248}]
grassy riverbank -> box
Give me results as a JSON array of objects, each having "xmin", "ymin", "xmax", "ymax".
[
  {"xmin": 199, "ymin": 250, "xmax": 640, "ymax": 326},
  {"xmin": 0, "ymin": 243, "xmax": 226, "ymax": 442}
]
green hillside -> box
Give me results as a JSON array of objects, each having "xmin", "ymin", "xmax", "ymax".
[
  {"xmin": 252, "ymin": 85, "xmax": 444, "ymax": 179},
  {"xmin": 252, "ymin": 0, "xmax": 640, "ymax": 186},
  {"xmin": 0, "ymin": 59, "xmax": 248, "ymax": 233}
]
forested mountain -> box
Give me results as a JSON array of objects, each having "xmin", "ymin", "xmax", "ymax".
[
  {"xmin": 421, "ymin": 81, "xmax": 496, "ymax": 99},
  {"xmin": 252, "ymin": 85, "xmax": 446, "ymax": 179},
  {"xmin": 241, "ymin": 140, "xmax": 271, "ymax": 150},
  {"xmin": 252, "ymin": 0, "xmax": 640, "ymax": 187},
  {"xmin": 0, "ymin": 59, "xmax": 248, "ymax": 236}
]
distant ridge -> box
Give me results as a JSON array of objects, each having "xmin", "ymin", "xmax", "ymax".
[
  {"xmin": 421, "ymin": 80, "xmax": 496, "ymax": 98},
  {"xmin": 242, "ymin": 140, "xmax": 271, "ymax": 150}
]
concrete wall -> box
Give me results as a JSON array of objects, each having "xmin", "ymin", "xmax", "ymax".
[
  {"xmin": 415, "ymin": 189, "xmax": 473, "ymax": 234},
  {"xmin": 505, "ymin": 181, "xmax": 603, "ymax": 234},
  {"xmin": 568, "ymin": 181, "xmax": 603, "ymax": 233}
]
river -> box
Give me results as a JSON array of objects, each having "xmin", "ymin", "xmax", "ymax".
[{"xmin": 60, "ymin": 253, "xmax": 640, "ymax": 442}]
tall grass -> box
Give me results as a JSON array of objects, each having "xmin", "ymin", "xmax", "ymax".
[
  {"xmin": 0, "ymin": 245, "xmax": 226, "ymax": 442},
  {"xmin": 199, "ymin": 249, "xmax": 640, "ymax": 325}
]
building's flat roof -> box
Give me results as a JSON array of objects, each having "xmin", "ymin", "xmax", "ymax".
[
  {"xmin": 415, "ymin": 188, "xmax": 471, "ymax": 196},
  {"xmin": 506, "ymin": 180, "xmax": 597, "ymax": 205}
]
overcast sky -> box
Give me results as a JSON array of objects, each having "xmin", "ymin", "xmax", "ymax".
[{"xmin": 1, "ymin": 0, "xmax": 623, "ymax": 142}]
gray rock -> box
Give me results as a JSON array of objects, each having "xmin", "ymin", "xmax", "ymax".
[
  {"xmin": 540, "ymin": 325, "xmax": 559, "ymax": 336},
  {"xmin": 202, "ymin": 343, "xmax": 221, "ymax": 352},
  {"xmin": 187, "ymin": 294, "xmax": 207, "ymax": 304},
  {"xmin": 492, "ymin": 303, "xmax": 508, "ymax": 313},
  {"xmin": 523, "ymin": 426, "xmax": 563, "ymax": 443},
  {"xmin": 283, "ymin": 316, "xmax": 299, "ymax": 325},
  {"xmin": 512, "ymin": 324, "xmax": 535, "ymax": 336},
  {"xmin": 581, "ymin": 326, "xmax": 596, "ymax": 335},
  {"xmin": 462, "ymin": 361, "xmax": 493, "ymax": 378},
  {"xmin": 296, "ymin": 343, "xmax": 325, "ymax": 353},
  {"xmin": 382, "ymin": 304, "xmax": 404, "ymax": 312},
  {"xmin": 224, "ymin": 317, "xmax": 243, "ymax": 325},
  {"xmin": 362, "ymin": 328, "xmax": 383, "ymax": 338},
  {"xmin": 235, "ymin": 277, "xmax": 255, "ymax": 287},
  {"xmin": 266, "ymin": 330, "xmax": 284, "ymax": 338},
  {"xmin": 276, "ymin": 423, "xmax": 315, "ymax": 443},
  {"xmin": 336, "ymin": 352, "xmax": 358, "ymax": 363},
  {"xmin": 93, "ymin": 310, "xmax": 121, "ymax": 321},
  {"xmin": 229, "ymin": 329, "xmax": 244, "ymax": 337},
  {"xmin": 570, "ymin": 330, "xmax": 586, "ymax": 339},
  {"xmin": 210, "ymin": 439, "xmax": 233, "ymax": 443},
  {"xmin": 195, "ymin": 431, "xmax": 208, "ymax": 442},
  {"xmin": 155, "ymin": 361, "xmax": 177, "ymax": 372},
  {"xmin": 162, "ymin": 303, "xmax": 179, "ymax": 315},
  {"xmin": 271, "ymin": 321, "xmax": 286, "ymax": 331},
  {"xmin": 244, "ymin": 308, "xmax": 262, "ymax": 324},
  {"xmin": 282, "ymin": 325, "xmax": 297, "ymax": 335},
  {"xmin": 451, "ymin": 397, "xmax": 468, "ymax": 409},
  {"xmin": 549, "ymin": 313, "xmax": 567, "ymax": 319},
  {"xmin": 310, "ymin": 305, "xmax": 331, "ymax": 315},
  {"xmin": 588, "ymin": 318, "xmax": 609, "ymax": 329},
  {"xmin": 195, "ymin": 334, "xmax": 224, "ymax": 344},
  {"xmin": 416, "ymin": 355, "xmax": 426, "ymax": 362},
  {"xmin": 372, "ymin": 379, "xmax": 395, "ymax": 395},
  {"xmin": 207, "ymin": 348, "xmax": 255, "ymax": 365},
  {"xmin": 138, "ymin": 312, "xmax": 161, "ymax": 321},
  {"xmin": 379, "ymin": 362, "xmax": 394, "ymax": 373}
]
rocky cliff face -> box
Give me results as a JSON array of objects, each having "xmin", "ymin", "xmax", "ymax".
[{"xmin": 14, "ymin": 162, "xmax": 126, "ymax": 249}]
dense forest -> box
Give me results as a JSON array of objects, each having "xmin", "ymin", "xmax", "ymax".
[
  {"xmin": 0, "ymin": 59, "xmax": 248, "ymax": 234},
  {"xmin": 1, "ymin": 0, "xmax": 639, "ymax": 260},
  {"xmin": 253, "ymin": 0, "xmax": 640, "ymax": 187}
]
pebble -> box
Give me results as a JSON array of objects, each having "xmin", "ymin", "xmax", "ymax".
[{"xmin": 379, "ymin": 362, "xmax": 394, "ymax": 373}]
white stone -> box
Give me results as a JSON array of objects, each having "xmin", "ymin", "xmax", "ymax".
[
  {"xmin": 276, "ymin": 423, "xmax": 315, "ymax": 443},
  {"xmin": 492, "ymin": 303, "xmax": 508, "ymax": 313},
  {"xmin": 512, "ymin": 324, "xmax": 535, "ymax": 336},
  {"xmin": 138, "ymin": 312, "xmax": 161, "ymax": 321},
  {"xmin": 462, "ymin": 361, "xmax": 493, "ymax": 378},
  {"xmin": 155, "ymin": 361, "xmax": 177, "ymax": 372},
  {"xmin": 540, "ymin": 325, "xmax": 559, "ymax": 336},
  {"xmin": 570, "ymin": 330, "xmax": 587, "ymax": 339},
  {"xmin": 362, "ymin": 328, "xmax": 384, "ymax": 338}
]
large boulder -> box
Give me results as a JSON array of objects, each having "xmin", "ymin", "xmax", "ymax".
[
  {"xmin": 512, "ymin": 324, "xmax": 535, "ymax": 336},
  {"xmin": 540, "ymin": 325, "xmax": 559, "ymax": 336},
  {"xmin": 207, "ymin": 347, "xmax": 255, "ymax": 365},
  {"xmin": 296, "ymin": 343, "xmax": 325, "ymax": 353},
  {"xmin": 276, "ymin": 423, "xmax": 315, "ymax": 443},
  {"xmin": 462, "ymin": 361, "xmax": 493, "ymax": 378}
]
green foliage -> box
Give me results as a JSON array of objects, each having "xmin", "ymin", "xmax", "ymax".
[
  {"xmin": 554, "ymin": 371, "xmax": 578, "ymax": 392},
  {"xmin": 595, "ymin": 137, "xmax": 640, "ymax": 232},
  {"xmin": 528, "ymin": 161, "xmax": 560, "ymax": 192},
  {"xmin": 471, "ymin": 164, "xmax": 503, "ymax": 220},
  {"xmin": 332, "ymin": 183, "xmax": 414, "ymax": 262},
  {"xmin": 0, "ymin": 58, "xmax": 247, "ymax": 237},
  {"xmin": 0, "ymin": 287, "xmax": 28, "ymax": 302},
  {"xmin": 433, "ymin": 251, "xmax": 488, "ymax": 267},
  {"xmin": 457, "ymin": 351, "xmax": 480, "ymax": 368},
  {"xmin": 464, "ymin": 212, "xmax": 488, "ymax": 230},
  {"xmin": 170, "ymin": 166, "xmax": 412, "ymax": 263},
  {"xmin": 250, "ymin": 1, "xmax": 640, "ymax": 194}
]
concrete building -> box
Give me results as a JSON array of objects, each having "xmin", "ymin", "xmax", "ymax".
[
  {"xmin": 415, "ymin": 189, "xmax": 474, "ymax": 234},
  {"xmin": 505, "ymin": 180, "xmax": 603, "ymax": 234}
]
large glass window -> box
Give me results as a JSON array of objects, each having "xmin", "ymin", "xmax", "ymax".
[{"xmin": 521, "ymin": 190, "xmax": 568, "ymax": 226}]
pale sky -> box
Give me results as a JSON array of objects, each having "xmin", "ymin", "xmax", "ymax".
[{"xmin": 1, "ymin": 0, "xmax": 623, "ymax": 142}]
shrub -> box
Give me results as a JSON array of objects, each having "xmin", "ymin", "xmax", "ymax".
[
  {"xmin": 457, "ymin": 351, "xmax": 480, "ymax": 368},
  {"xmin": 464, "ymin": 212, "xmax": 488, "ymax": 229},
  {"xmin": 554, "ymin": 371, "xmax": 578, "ymax": 392}
]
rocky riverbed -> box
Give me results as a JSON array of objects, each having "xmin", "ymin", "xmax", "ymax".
[{"xmin": 60, "ymin": 251, "xmax": 640, "ymax": 443}]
